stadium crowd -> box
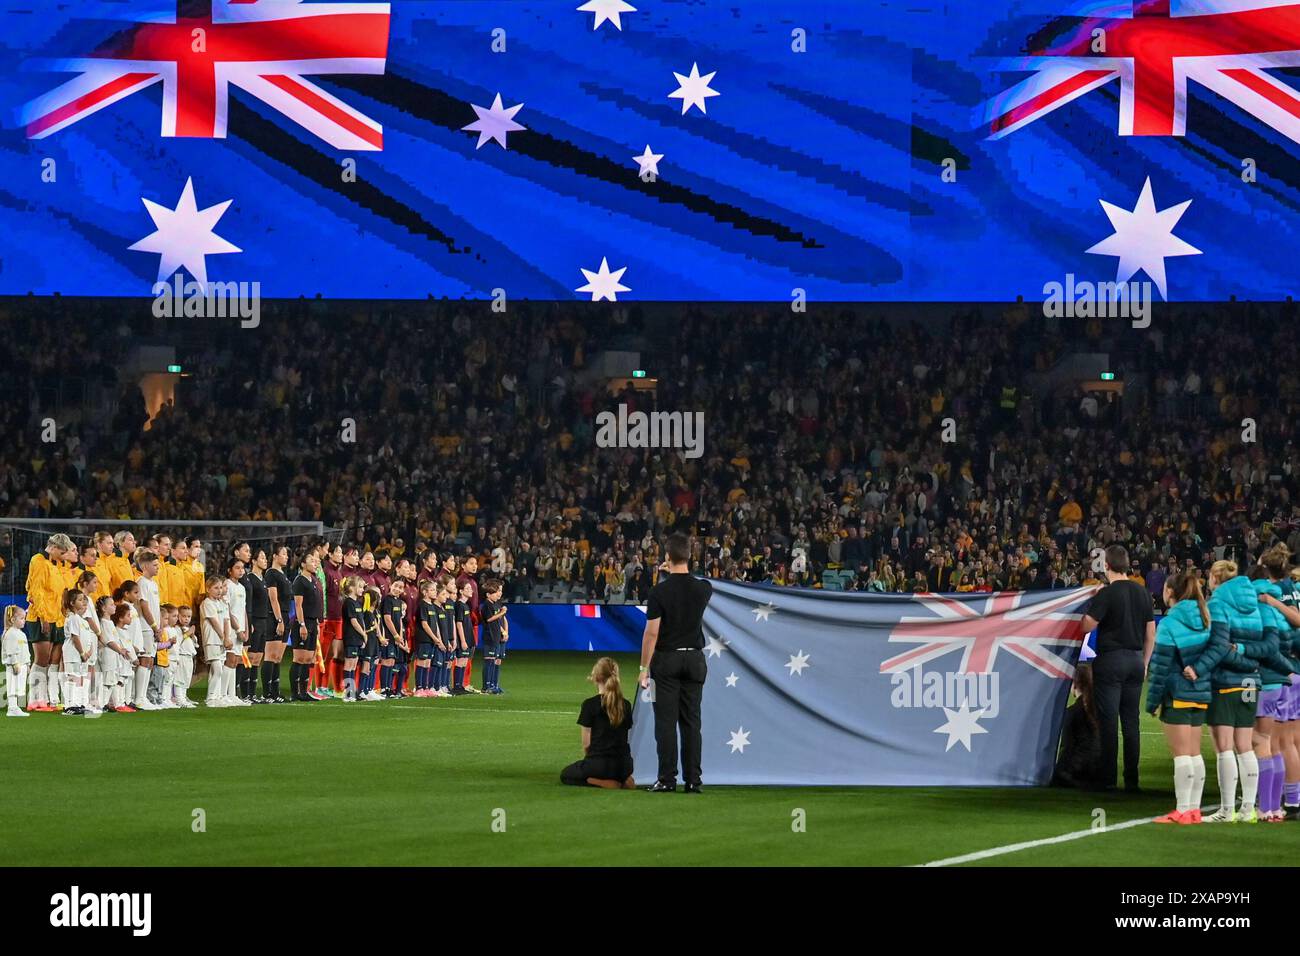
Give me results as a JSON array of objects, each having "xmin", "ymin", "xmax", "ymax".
[{"xmin": 1, "ymin": 303, "xmax": 1298, "ymax": 611}]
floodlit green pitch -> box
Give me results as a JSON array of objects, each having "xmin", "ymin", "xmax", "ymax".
[{"xmin": 3, "ymin": 652, "xmax": 1294, "ymax": 866}]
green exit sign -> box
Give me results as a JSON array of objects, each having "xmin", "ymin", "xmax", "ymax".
[
  {"xmin": 1100, "ymin": 372, "xmax": 1115, "ymax": 381},
  {"xmin": 167, "ymin": 364, "xmax": 183, "ymax": 374},
  {"xmin": 632, "ymin": 370, "xmax": 647, "ymax": 379}
]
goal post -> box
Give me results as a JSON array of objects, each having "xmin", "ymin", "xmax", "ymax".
[{"xmin": 0, "ymin": 519, "xmax": 345, "ymax": 597}]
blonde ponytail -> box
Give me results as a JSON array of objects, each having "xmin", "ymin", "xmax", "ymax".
[
  {"xmin": 1210, "ymin": 559, "xmax": 1237, "ymax": 586},
  {"xmin": 591, "ymin": 656, "xmax": 625, "ymax": 727},
  {"xmin": 1168, "ymin": 570, "xmax": 1210, "ymax": 629},
  {"xmin": 1261, "ymin": 543, "xmax": 1293, "ymax": 580}
]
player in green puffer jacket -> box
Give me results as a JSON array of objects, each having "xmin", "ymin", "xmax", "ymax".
[
  {"xmin": 1274, "ymin": 565, "xmax": 1300, "ymax": 815},
  {"xmin": 1250, "ymin": 545, "xmax": 1300, "ymax": 820},
  {"xmin": 1192, "ymin": 563, "xmax": 1277, "ymax": 822},
  {"xmin": 1145, "ymin": 571, "xmax": 1213, "ymax": 824}
]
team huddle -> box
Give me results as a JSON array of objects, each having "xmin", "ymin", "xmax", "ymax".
[
  {"xmin": 1146, "ymin": 544, "xmax": 1300, "ymax": 824},
  {"xmin": 2, "ymin": 532, "xmax": 510, "ymax": 716}
]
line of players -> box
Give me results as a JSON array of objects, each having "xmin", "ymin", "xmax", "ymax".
[{"xmin": 3, "ymin": 532, "xmax": 510, "ymax": 715}]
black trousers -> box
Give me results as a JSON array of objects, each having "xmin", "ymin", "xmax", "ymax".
[
  {"xmin": 560, "ymin": 754, "xmax": 634, "ymax": 786},
  {"xmin": 650, "ymin": 649, "xmax": 707, "ymax": 785},
  {"xmin": 1092, "ymin": 649, "xmax": 1144, "ymax": 788}
]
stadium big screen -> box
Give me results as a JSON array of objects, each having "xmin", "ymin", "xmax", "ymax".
[{"xmin": 1, "ymin": 0, "xmax": 1297, "ymax": 935}]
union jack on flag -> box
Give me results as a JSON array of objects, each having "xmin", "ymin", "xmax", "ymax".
[
  {"xmin": 983, "ymin": 0, "xmax": 1300, "ymax": 145},
  {"xmin": 879, "ymin": 589, "xmax": 1096, "ymax": 681},
  {"xmin": 21, "ymin": 0, "xmax": 390, "ymax": 150}
]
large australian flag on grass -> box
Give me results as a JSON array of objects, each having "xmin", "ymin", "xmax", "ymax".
[
  {"xmin": 1, "ymin": 0, "xmax": 1298, "ymax": 300},
  {"xmin": 630, "ymin": 580, "xmax": 1098, "ymax": 787}
]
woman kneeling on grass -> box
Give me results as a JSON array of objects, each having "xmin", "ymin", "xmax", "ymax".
[
  {"xmin": 1144, "ymin": 570, "xmax": 1212, "ymax": 824},
  {"xmin": 561, "ymin": 657, "xmax": 636, "ymax": 789}
]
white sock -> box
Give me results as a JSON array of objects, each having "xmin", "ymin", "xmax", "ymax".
[
  {"xmin": 27, "ymin": 664, "xmax": 43, "ymax": 704},
  {"xmin": 1191, "ymin": 755, "xmax": 1207, "ymax": 811},
  {"xmin": 133, "ymin": 667, "xmax": 150, "ymax": 706},
  {"xmin": 48, "ymin": 666, "xmax": 61, "ymax": 705},
  {"xmin": 109, "ymin": 682, "xmax": 122, "ymax": 708},
  {"xmin": 172, "ymin": 670, "xmax": 186, "ymax": 704},
  {"xmin": 207, "ymin": 662, "xmax": 224, "ymax": 702},
  {"xmin": 1173, "ymin": 755, "xmax": 1195, "ymax": 812},
  {"xmin": 6, "ymin": 667, "xmax": 22, "ymax": 708},
  {"xmin": 1238, "ymin": 751, "xmax": 1260, "ymax": 812},
  {"xmin": 1216, "ymin": 750, "xmax": 1238, "ymax": 812},
  {"xmin": 224, "ymin": 664, "xmax": 237, "ymax": 699}
]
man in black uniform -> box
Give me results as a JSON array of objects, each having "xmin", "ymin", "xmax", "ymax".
[
  {"xmin": 1079, "ymin": 545, "xmax": 1156, "ymax": 792},
  {"xmin": 638, "ymin": 533, "xmax": 713, "ymax": 793}
]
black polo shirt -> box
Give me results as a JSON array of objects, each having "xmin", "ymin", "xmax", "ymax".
[
  {"xmin": 264, "ymin": 567, "xmax": 293, "ymax": 624},
  {"xmin": 292, "ymin": 571, "xmax": 323, "ymax": 622},
  {"xmin": 646, "ymin": 573, "xmax": 713, "ymax": 650},
  {"xmin": 243, "ymin": 571, "xmax": 271, "ymax": 620}
]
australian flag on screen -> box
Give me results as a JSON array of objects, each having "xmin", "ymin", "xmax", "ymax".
[
  {"xmin": 629, "ymin": 579, "xmax": 1098, "ymax": 787},
  {"xmin": 0, "ymin": 0, "xmax": 1297, "ymax": 300}
]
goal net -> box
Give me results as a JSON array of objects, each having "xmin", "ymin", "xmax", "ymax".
[{"xmin": 0, "ymin": 519, "xmax": 344, "ymax": 599}]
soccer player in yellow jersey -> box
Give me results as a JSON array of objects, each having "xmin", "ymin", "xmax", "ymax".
[
  {"xmin": 90, "ymin": 532, "xmax": 115, "ymax": 599},
  {"xmin": 50, "ymin": 545, "xmax": 82, "ymax": 705},
  {"xmin": 106, "ymin": 531, "xmax": 138, "ymax": 593},
  {"xmin": 157, "ymin": 537, "xmax": 188, "ymax": 608},
  {"xmin": 183, "ymin": 538, "xmax": 206, "ymax": 614},
  {"xmin": 24, "ymin": 533, "xmax": 75, "ymax": 710}
]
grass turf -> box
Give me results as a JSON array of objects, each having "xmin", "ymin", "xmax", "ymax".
[{"xmin": 2, "ymin": 651, "xmax": 1294, "ymax": 866}]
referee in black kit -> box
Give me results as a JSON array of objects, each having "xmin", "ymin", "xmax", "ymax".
[
  {"xmin": 638, "ymin": 534, "xmax": 713, "ymax": 793},
  {"xmin": 1078, "ymin": 545, "xmax": 1156, "ymax": 793}
]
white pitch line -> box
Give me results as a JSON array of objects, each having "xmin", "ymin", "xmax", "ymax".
[
  {"xmin": 387, "ymin": 705, "xmax": 570, "ymax": 717},
  {"xmin": 916, "ymin": 814, "xmax": 1157, "ymax": 867}
]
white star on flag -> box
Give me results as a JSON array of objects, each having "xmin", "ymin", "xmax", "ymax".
[
  {"xmin": 724, "ymin": 672, "xmax": 738, "ymax": 687},
  {"xmin": 577, "ymin": 0, "xmax": 636, "ymax": 31},
  {"xmin": 576, "ymin": 257, "xmax": 630, "ymax": 301},
  {"xmin": 1085, "ymin": 177, "xmax": 1201, "ymax": 301},
  {"xmin": 632, "ymin": 145, "xmax": 663, "ymax": 180},
  {"xmin": 751, "ymin": 602, "xmax": 777, "ymax": 622},
  {"xmin": 726, "ymin": 726, "xmax": 751, "ymax": 754},
  {"xmin": 669, "ymin": 62, "xmax": 719, "ymax": 115},
  {"xmin": 129, "ymin": 177, "xmax": 240, "ymax": 293},
  {"xmin": 462, "ymin": 93, "xmax": 526, "ymax": 149},
  {"xmin": 933, "ymin": 701, "xmax": 989, "ymax": 753},
  {"xmin": 785, "ymin": 650, "xmax": 811, "ymax": 676},
  {"xmin": 704, "ymin": 634, "xmax": 728, "ymax": 658}
]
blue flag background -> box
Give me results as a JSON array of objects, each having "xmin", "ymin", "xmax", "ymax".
[
  {"xmin": 630, "ymin": 580, "xmax": 1095, "ymax": 787},
  {"xmin": 1, "ymin": 0, "xmax": 1298, "ymax": 300}
]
